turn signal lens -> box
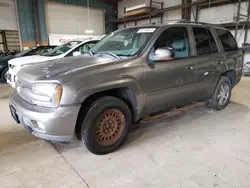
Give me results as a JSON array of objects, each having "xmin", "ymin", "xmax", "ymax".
[{"xmin": 54, "ymin": 85, "xmax": 62, "ymax": 105}]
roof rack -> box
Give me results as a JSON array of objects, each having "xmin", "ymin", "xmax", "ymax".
[
  {"xmin": 134, "ymin": 19, "xmax": 224, "ymax": 29},
  {"xmin": 150, "ymin": 19, "xmax": 222, "ymax": 27},
  {"xmin": 176, "ymin": 19, "xmax": 222, "ymax": 26}
]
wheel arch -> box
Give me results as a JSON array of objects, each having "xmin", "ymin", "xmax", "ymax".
[
  {"xmin": 221, "ymin": 69, "xmax": 236, "ymax": 86},
  {"xmin": 75, "ymin": 87, "xmax": 141, "ymax": 138},
  {"xmin": 210, "ymin": 69, "xmax": 236, "ymax": 100},
  {"xmin": 0, "ymin": 65, "xmax": 8, "ymax": 74},
  {"xmin": 0, "ymin": 66, "xmax": 8, "ymax": 81}
]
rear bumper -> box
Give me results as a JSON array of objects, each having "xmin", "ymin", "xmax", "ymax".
[{"xmin": 9, "ymin": 91, "xmax": 81, "ymax": 143}]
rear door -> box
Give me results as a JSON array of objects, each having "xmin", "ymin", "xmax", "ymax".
[
  {"xmin": 214, "ymin": 29, "xmax": 243, "ymax": 85},
  {"xmin": 191, "ymin": 26, "xmax": 225, "ymax": 101}
]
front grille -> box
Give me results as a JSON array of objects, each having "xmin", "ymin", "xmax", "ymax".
[
  {"xmin": 16, "ymin": 77, "xmax": 32, "ymax": 89},
  {"xmin": 18, "ymin": 87, "xmax": 33, "ymax": 104},
  {"xmin": 16, "ymin": 78, "xmax": 33, "ymax": 104}
]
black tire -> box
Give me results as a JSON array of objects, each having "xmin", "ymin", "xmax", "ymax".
[
  {"xmin": 0, "ymin": 67, "xmax": 8, "ymax": 83},
  {"xmin": 210, "ymin": 76, "xmax": 232, "ymax": 111},
  {"xmin": 78, "ymin": 96, "xmax": 132, "ymax": 155}
]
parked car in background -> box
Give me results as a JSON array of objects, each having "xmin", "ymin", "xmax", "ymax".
[
  {"xmin": 0, "ymin": 46, "xmax": 56, "ymax": 83},
  {"xmin": 9, "ymin": 21, "xmax": 242, "ymax": 154},
  {"xmin": 243, "ymin": 62, "xmax": 250, "ymax": 76},
  {"xmin": 0, "ymin": 49, "xmax": 21, "ymax": 58},
  {"xmin": 7, "ymin": 37, "xmax": 103, "ymax": 87}
]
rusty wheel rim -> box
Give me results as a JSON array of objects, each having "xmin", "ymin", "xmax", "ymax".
[{"xmin": 94, "ymin": 109, "xmax": 125, "ymax": 146}]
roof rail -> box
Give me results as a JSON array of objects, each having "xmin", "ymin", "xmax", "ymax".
[
  {"xmin": 150, "ymin": 19, "xmax": 186, "ymax": 25},
  {"xmin": 151, "ymin": 19, "xmax": 221, "ymax": 26},
  {"xmin": 176, "ymin": 19, "xmax": 221, "ymax": 26}
]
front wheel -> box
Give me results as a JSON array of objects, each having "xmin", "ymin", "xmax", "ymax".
[
  {"xmin": 0, "ymin": 68, "xmax": 8, "ymax": 83},
  {"xmin": 210, "ymin": 76, "xmax": 232, "ymax": 111},
  {"xmin": 78, "ymin": 96, "xmax": 132, "ymax": 155}
]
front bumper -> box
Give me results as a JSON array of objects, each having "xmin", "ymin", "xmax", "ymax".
[
  {"xmin": 9, "ymin": 91, "xmax": 81, "ymax": 143},
  {"xmin": 6, "ymin": 73, "xmax": 16, "ymax": 88}
]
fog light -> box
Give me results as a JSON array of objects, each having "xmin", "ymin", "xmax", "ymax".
[{"xmin": 37, "ymin": 122, "xmax": 45, "ymax": 130}]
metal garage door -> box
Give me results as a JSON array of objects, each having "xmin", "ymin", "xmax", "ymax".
[
  {"xmin": 45, "ymin": 2, "xmax": 104, "ymax": 35},
  {"xmin": 5, "ymin": 30, "xmax": 20, "ymax": 50},
  {"xmin": 0, "ymin": 0, "xmax": 18, "ymax": 30},
  {"xmin": 0, "ymin": 0, "xmax": 20, "ymax": 50}
]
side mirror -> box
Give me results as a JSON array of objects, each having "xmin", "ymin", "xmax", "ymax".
[
  {"xmin": 73, "ymin": 51, "xmax": 81, "ymax": 56},
  {"xmin": 149, "ymin": 48, "xmax": 173, "ymax": 61}
]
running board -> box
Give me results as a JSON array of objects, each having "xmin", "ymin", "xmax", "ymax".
[{"xmin": 141, "ymin": 102, "xmax": 206, "ymax": 123}]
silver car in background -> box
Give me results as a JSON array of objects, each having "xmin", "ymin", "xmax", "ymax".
[{"xmin": 243, "ymin": 62, "xmax": 250, "ymax": 76}]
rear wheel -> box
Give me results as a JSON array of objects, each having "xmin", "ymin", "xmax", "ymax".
[
  {"xmin": 78, "ymin": 96, "xmax": 131, "ymax": 155},
  {"xmin": 210, "ymin": 76, "xmax": 232, "ymax": 110}
]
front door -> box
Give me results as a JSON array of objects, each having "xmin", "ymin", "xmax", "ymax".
[{"xmin": 144, "ymin": 26, "xmax": 197, "ymax": 114}]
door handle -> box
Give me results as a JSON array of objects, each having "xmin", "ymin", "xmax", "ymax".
[{"xmin": 185, "ymin": 66, "xmax": 194, "ymax": 70}]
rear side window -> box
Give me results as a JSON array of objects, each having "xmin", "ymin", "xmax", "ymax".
[
  {"xmin": 192, "ymin": 27, "xmax": 218, "ymax": 55},
  {"xmin": 216, "ymin": 29, "xmax": 238, "ymax": 52}
]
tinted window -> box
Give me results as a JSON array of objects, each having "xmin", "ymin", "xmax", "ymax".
[
  {"xmin": 153, "ymin": 27, "xmax": 190, "ymax": 59},
  {"xmin": 216, "ymin": 29, "xmax": 238, "ymax": 52},
  {"xmin": 193, "ymin": 27, "xmax": 218, "ymax": 55}
]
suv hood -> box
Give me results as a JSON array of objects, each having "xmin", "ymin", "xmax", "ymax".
[
  {"xmin": 8, "ymin": 55, "xmax": 62, "ymax": 66},
  {"xmin": 18, "ymin": 56, "xmax": 114, "ymax": 81}
]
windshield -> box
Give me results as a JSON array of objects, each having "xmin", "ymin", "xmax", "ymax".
[
  {"xmin": 42, "ymin": 41, "xmax": 81, "ymax": 56},
  {"xmin": 90, "ymin": 27, "xmax": 157, "ymax": 56}
]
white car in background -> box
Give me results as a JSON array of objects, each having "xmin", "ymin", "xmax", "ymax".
[{"xmin": 7, "ymin": 36, "xmax": 104, "ymax": 88}]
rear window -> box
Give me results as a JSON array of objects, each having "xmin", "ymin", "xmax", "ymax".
[{"xmin": 216, "ymin": 29, "xmax": 238, "ymax": 52}]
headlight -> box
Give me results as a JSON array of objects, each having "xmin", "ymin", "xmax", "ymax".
[
  {"xmin": 31, "ymin": 83, "xmax": 62, "ymax": 107},
  {"xmin": 9, "ymin": 64, "xmax": 16, "ymax": 69}
]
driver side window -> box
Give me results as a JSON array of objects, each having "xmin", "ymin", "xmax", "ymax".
[
  {"xmin": 152, "ymin": 27, "xmax": 191, "ymax": 60},
  {"xmin": 79, "ymin": 42, "xmax": 97, "ymax": 53},
  {"xmin": 67, "ymin": 41, "xmax": 97, "ymax": 56}
]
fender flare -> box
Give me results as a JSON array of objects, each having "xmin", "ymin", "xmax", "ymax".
[{"xmin": 75, "ymin": 76, "xmax": 145, "ymax": 121}]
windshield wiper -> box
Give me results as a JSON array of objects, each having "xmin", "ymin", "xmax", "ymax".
[{"xmin": 116, "ymin": 54, "xmax": 134, "ymax": 57}]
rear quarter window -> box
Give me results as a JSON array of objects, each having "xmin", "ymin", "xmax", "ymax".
[{"xmin": 215, "ymin": 29, "xmax": 238, "ymax": 52}]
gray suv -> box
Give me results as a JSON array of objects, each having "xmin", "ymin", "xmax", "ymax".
[{"xmin": 9, "ymin": 21, "xmax": 243, "ymax": 154}]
